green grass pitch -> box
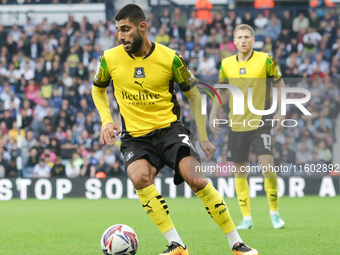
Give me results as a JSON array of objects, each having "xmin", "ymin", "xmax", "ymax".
[{"xmin": 1, "ymin": 196, "xmax": 339, "ymax": 255}]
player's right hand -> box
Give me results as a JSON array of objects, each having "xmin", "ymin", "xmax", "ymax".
[
  {"xmin": 101, "ymin": 122, "xmax": 121, "ymax": 145},
  {"xmin": 200, "ymin": 140, "xmax": 216, "ymax": 159},
  {"xmin": 209, "ymin": 113, "xmax": 220, "ymax": 135}
]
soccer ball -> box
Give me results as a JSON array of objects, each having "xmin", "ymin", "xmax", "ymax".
[{"xmin": 101, "ymin": 224, "xmax": 139, "ymax": 255}]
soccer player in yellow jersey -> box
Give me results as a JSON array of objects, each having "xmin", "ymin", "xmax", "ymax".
[
  {"xmin": 92, "ymin": 4, "xmax": 258, "ymax": 255},
  {"xmin": 210, "ymin": 24, "xmax": 285, "ymax": 230}
]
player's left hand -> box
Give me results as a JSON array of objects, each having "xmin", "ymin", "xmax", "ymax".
[
  {"xmin": 273, "ymin": 112, "xmax": 285, "ymax": 133},
  {"xmin": 200, "ymin": 140, "xmax": 216, "ymax": 159}
]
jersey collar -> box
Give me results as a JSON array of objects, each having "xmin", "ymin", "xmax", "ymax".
[
  {"xmin": 236, "ymin": 50, "xmax": 254, "ymax": 62},
  {"xmin": 127, "ymin": 41, "xmax": 156, "ymax": 60}
]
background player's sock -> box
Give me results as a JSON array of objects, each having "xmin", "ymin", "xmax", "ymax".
[
  {"xmin": 270, "ymin": 211, "xmax": 279, "ymax": 216},
  {"xmin": 235, "ymin": 176, "xmax": 251, "ymax": 217},
  {"xmin": 195, "ymin": 182, "xmax": 236, "ymax": 234},
  {"xmin": 264, "ymin": 177, "xmax": 278, "ymax": 211},
  {"xmin": 243, "ymin": 215, "xmax": 253, "ymax": 221},
  {"xmin": 136, "ymin": 184, "xmax": 175, "ymax": 235},
  {"xmin": 163, "ymin": 228, "xmax": 185, "ymax": 247}
]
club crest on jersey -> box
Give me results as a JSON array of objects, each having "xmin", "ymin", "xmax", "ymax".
[
  {"xmin": 240, "ymin": 68, "xmax": 246, "ymax": 75},
  {"xmin": 134, "ymin": 67, "xmax": 145, "ymax": 78}
]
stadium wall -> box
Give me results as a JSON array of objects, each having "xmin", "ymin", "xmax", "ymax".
[{"xmin": 0, "ymin": 176, "xmax": 339, "ymax": 200}]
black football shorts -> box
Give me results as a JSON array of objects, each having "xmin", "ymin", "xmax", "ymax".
[
  {"xmin": 120, "ymin": 122, "xmax": 201, "ymax": 185},
  {"xmin": 227, "ymin": 124, "xmax": 272, "ymax": 163}
]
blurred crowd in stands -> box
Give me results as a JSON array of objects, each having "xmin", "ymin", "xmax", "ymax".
[
  {"xmin": 0, "ymin": 3, "xmax": 339, "ymax": 179},
  {"xmin": 0, "ymin": 0, "xmax": 105, "ymax": 4}
]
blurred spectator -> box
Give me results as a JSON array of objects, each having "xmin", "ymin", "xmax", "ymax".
[
  {"xmin": 8, "ymin": 121, "xmax": 25, "ymax": 142},
  {"xmin": 21, "ymin": 130, "xmax": 36, "ymax": 164},
  {"xmin": 168, "ymin": 20, "xmax": 185, "ymax": 42},
  {"xmin": 24, "ymin": 35, "xmax": 43, "ymax": 60},
  {"xmin": 60, "ymin": 128, "xmax": 77, "ymax": 159},
  {"xmin": 265, "ymin": 13, "xmax": 281, "ymax": 41},
  {"xmin": 196, "ymin": 52, "xmax": 218, "ymax": 79},
  {"xmin": 317, "ymin": 141, "xmax": 332, "ymax": 164},
  {"xmin": 0, "ymin": 25, "xmax": 7, "ymax": 47},
  {"xmin": 20, "ymin": 63, "xmax": 35, "ymax": 81},
  {"xmin": 0, "ymin": 153, "xmax": 6, "ymax": 178},
  {"xmin": 33, "ymin": 157, "xmax": 51, "ymax": 178},
  {"xmin": 25, "ymin": 147, "xmax": 39, "ymax": 172},
  {"xmin": 254, "ymin": 12, "xmax": 268, "ymax": 41},
  {"xmin": 186, "ymin": 10, "xmax": 202, "ymax": 37},
  {"xmin": 242, "ymin": 11, "xmax": 254, "ymax": 28},
  {"xmin": 64, "ymin": 14, "xmax": 80, "ymax": 36},
  {"xmin": 303, "ymin": 27, "xmax": 322, "ymax": 46},
  {"xmin": 23, "ymin": 17, "xmax": 36, "ymax": 37},
  {"xmin": 6, "ymin": 35, "xmax": 18, "ymax": 57},
  {"xmin": 219, "ymin": 35, "xmax": 236, "ymax": 57},
  {"xmin": 6, "ymin": 63, "xmax": 21, "ymax": 86},
  {"xmin": 41, "ymin": 76, "xmax": 53, "ymax": 99},
  {"xmin": 6, "ymin": 159, "xmax": 17, "ymax": 177},
  {"xmin": 195, "ymin": 0, "xmax": 213, "ymax": 24},
  {"xmin": 171, "ymin": 7, "xmax": 187, "ymax": 30},
  {"xmin": 80, "ymin": 155, "xmax": 95, "ymax": 177},
  {"xmin": 65, "ymin": 152, "xmax": 83, "ymax": 178},
  {"xmin": 95, "ymin": 155, "xmax": 112, "ymax": 176},
  {"xmin": 292, "ymin": 12, "xmax": 309, "ymax": 33},
  {"xmin": 309, "ymin": 11, "xmax": 320, "ymax": 29},
  {"xmin": 310, "ymin": 52, "xmax": 330, "ymax": 74},
  {"xmin": 34, "ymin": 58, "xmax": 46, "ymax": 83},
  {"xmin": 280, "ymin": 143, "xmax": 295, "ymax": 164},
  {"xmin": 254, "ymin": 0, "xmax": 274, "ymax": 9},
  {"xmin": 147, "ymin": 11, "xmax": 159, "ymax": 30},
  {"xmin": 296, "ymin": 143, "xmax": 312, "ymax": 165},
  {"xmin": 98, "ymin": 28, "xmax": 114, "ymax": 51},
  {"xmin": 159, "ymin": 8, "xmax": 171, "ymax": 28},
  {"xmin": 197, "ymin": 28, "xmax": 209, "ymax": 47},
  {"xmin": 51, "ymin": 156, "xmax": 66, "ymax": 177},
  {"xmin": 155, "ymin": 25, "xmax": 170, "ymax": 46},
  {"xmin": 8, "ymin": 24, "xmax": 22, "ymax": 43},
  {"xmin": 224, "ymin": 10, "xmax": 241, "ymax": 30}
]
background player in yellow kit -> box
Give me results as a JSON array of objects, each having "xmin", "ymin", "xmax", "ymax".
[{"xmin": 210, "ymin": 24, "xmax": 286, "ymax": 230}]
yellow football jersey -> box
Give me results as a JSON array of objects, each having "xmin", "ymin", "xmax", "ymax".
[
  {"xmin": 93, "ymin": 42, "xmax": 196, "ymax": 137},
  {"xmin": 219, "ymin": 51, "xmax": 282, "ymax": 132}
]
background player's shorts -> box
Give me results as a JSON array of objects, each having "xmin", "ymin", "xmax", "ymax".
[
  {"xmin": 227, "ymin": 124, "xmax": 272, "ymax": 163},
  {"xmin": 120, "ymin": 122, "xmax": 201, "ymax": 185}
]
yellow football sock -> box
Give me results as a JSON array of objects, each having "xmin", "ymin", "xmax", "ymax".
[
  {"xmin": 195, "ymin": 182, "xmax": 235, "ymax": 234},
  {"xmin": 235, "ymin": 176, "xmax": 251, "ymax": 217},
  {"xmin": 264, "ymin": 177, "xmax": 278, "ymax": 212},
  {"xmin": 136, "ymin": 184, "xmax": 174, "ymax": 233}
]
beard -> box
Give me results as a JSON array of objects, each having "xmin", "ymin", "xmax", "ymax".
[{"xmin": 124, "ymin": 33, "xmax": 143, "ymax": 54}]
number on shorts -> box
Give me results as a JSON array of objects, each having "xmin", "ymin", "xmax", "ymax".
[
  {"xmin": 178, "ymin": 134, "xmax": 197, "ymax": 152},
  {"xmin": 261, "ymin": 134, "xmax": 271, "ymax": 151}
]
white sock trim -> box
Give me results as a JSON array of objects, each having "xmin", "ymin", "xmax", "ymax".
[
  {"xmin": 270, "ymin": 211, "xmax": 279, "ymax": 216},
  {"xmin": 163, "ymin": 228, "xmax": 185, "ymax": 247},
  {"xmin": 243, "ymin": 216, "xmax": 253, "ymax": 221},
  {"xmin": 226, "ymin": 229, "xmax": 243, "ymax": 250}
]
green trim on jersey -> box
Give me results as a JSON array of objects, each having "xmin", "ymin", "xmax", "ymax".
[
  {"xmin": 172, "ymin": 52, "xmax": 196, "ymax": 91},
  {"xmin": 218, "ymin": 64, "xmax": 228, "ymax": 84},
  {"xmin": 94, "ymin": 54, "xmax": 111, "ymax": 87},
  {"xmin": 265, "ymin": 55, "xmax": 282, "ymax": 80}
]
